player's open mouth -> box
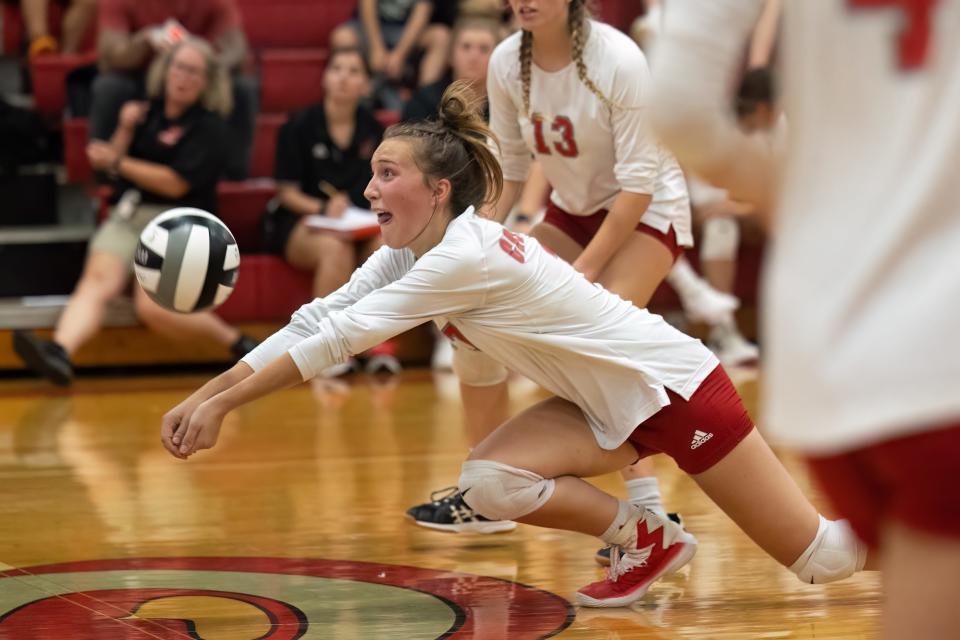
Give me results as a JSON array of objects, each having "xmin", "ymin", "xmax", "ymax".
[
  {"xmin": 376, "ymin": 211, "xmax": 393, "ymax": 225},
  {"xmin": 518, "ymin": 6, "xmax": 537, "ymax": 18}
]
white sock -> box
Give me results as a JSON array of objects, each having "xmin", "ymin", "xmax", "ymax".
[
  {"xmin": 665, "ymin": 256, "xmax": 706, "ymax": 302},
  {"xmin": 625, "ymin": 477, "xmax": 666, "ymax": 516},
  {"xmin": 600, "ymin": 499, "xmax": 642, "ymax": 547}
]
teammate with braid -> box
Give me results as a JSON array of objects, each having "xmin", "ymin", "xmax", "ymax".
[{"xmin": 406, "ymin": 0, "xmax": 695, "ymax": 557}]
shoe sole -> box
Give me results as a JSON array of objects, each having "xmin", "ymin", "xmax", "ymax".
[
  {"xmin": 406, "ymin": 514, "xmax": 517, "ymax": 534},
  {"xmin": 12, "ymin": 332, "xmax": 72, "ymax": 386},
  {"xmin": 576, "ymin": 534, "xmax": 697, "ymax": 608}
]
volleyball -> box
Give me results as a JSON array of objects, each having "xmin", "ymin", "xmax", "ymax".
[{"xmin": 134, "ymin": 207, "xmax": 240, "ymax": 313}]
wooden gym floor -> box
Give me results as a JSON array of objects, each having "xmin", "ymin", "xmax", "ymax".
[{"xmin": 0, "ymin": 367, "xmax": 880, "ymax": 639}]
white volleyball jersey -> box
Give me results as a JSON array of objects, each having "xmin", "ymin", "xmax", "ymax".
[
  {"xmin": 487, "ymin": 21, "xmax": 692, "ymax": 245},
  {"xmin": 243, "ymin": 209, "xmax": 717, "ymax": 450},
  {"xmin": 656, "ymin": 0, "xmax": 960, "ymax": 453}
]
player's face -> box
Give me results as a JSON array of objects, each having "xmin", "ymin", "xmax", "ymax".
[
  {"xmin": 509, "ymin": 0, "xmax": 570, "ymax": 31},
  {"xmin": 365, "ymin": 139, "xmax": 440, "ymax": 251},
  {"xmin": 452, "ymin": 29, "xmax": 496, "ymax": 84},
  {"xmin": 323, "ymin": 51, "xmax": 370, "ymax": 104},
  {"xmin": 165, "ymin": 45, "xmax": 208, "ymax": 107}
]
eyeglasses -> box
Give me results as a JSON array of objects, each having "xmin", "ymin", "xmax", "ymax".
[{"xmin": 170, "ymin": 60, "xmax": 207, "ymax": 79}]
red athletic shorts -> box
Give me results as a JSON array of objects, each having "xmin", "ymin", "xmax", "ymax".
[
  {"xmin": 807, "ymin": 421, "xmax": 960, "ymax": 549},
  {"xmin": 542, "ymin": 202, "xmax": 685, "ymax": 261},
  {"xmin": 628, "ymin": 365, "xmax": 754, "ymax": 474}
]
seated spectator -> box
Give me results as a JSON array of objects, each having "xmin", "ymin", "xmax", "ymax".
[
  {"xmin": 261, "ymin": 47, "xmax": 396, "ymax": 376},
  {"xmin": 13, "ymin": 38, "xmax": 257, "ymax": 386},
  {"xmin": 331, "ymin": 0, "xmax": 450, "ymax": 110},
  {"xmin": 401, "ymin": 17, "xmax": 499, "ymax": 122},
  {"xmin": 89, "ymin": 0, "xmax": 256, "ymax": 179},
  {"xmin": 21, "ymin": 0, "xmax": 97, "ymax": 58}
]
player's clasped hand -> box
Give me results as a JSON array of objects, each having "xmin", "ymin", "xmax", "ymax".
[{"xmin": 161, "ymin": 398, "xmax": 226, "ymax": 459}]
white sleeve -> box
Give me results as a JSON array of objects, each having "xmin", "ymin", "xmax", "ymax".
[
  {"xmin": 282, "ymin": 241, "xmax": 488, "ymax": 381},
  {"xmin": 240, "ymin": 246, "xmax": 408, "ymax": 372},
  {"xmin": 649, "ymin": 0, "xmax": 766, "ymax": 172},
  {"xmin": 610, "ymin": 49, "xmax": 659, "ymax": 195},
  {"xmin": 487, "ymin": 45, "xmax": 532, "ymax": 183}
]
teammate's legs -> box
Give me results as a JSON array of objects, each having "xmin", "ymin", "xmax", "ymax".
[
  {"xmin": 881, "ymin": 523, "xmax": 960, "ymax": 640},
  {"xmin": 284, "ymin": 223, "xmax": 358, "ymax": 298},
  {"xmin": 133, "ymin": 285, "xmax": 242, "ymax": 348}
]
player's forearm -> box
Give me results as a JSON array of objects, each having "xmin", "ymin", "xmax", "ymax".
[
  {"xmin": 207, "ymin": 354, "xmax": 302, "ymax": 414},
  {"xmin": 188, "ymin": 362, "xmax": 254, "ymax": 406},
  {"xmin": 575, "ymin": 192, "xmax": 651, "ymax": 280}
]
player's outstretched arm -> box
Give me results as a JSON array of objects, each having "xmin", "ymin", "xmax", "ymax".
[
  {"xmin": 160, "ymin": 361, "xmax": 254, "ymax": 458},
  {"xmin": 170, "ymin": 353, "xmax": 303, "ymax": 458}
]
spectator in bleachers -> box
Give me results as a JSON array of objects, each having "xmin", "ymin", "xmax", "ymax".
[
  {"xmin": 261, "ymin": 46, "xmax": 396, "ymax": 376},
  {"xmin": 89, "ymin": 0, "xmax": 256, "ymax": 179},
  {"xmin": 12, "ymin": 38, "xmax": 258, "ymax": 386},
  {"xmin": 330, "ymin": 0, "xmax": 451, "ymax": 110},
  {"xmin": 21, "ymin": 0, "xmax": 97, "ymax": 58},
  {"xmin": 401, "ymin": 17, "xmax": 499, "ymax": 123}
]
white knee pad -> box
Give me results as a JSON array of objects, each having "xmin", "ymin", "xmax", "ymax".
[
  {"xmin": 458, "ymin": 460, "xmax": 556, "ymax": 521},
  {"xmin": 452, "ymin": 344, "xmax": 508, "ymax": 387},
  {"xmin": 700, "ymin": 216, "xmax": 740, "ymax": 261},
  {"xmin": 789, "ymin": 516, "xmax": 867, "ymax": 584}
]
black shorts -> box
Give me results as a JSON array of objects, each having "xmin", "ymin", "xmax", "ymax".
[{"xmin": 260, "ymin": 206, "xmax": 300, "ymax": 256}]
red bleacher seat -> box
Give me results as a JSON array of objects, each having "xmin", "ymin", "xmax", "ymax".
[
  {"xmin": 216, "ymin": 180, "xmax": 276, "ymax": 252},
  {"xmin": 259, "ymin": 48, "xmax": 327, "ymax": 113},
  {"xmin": 237, "ymin": 0, "xmax": 356, "ymax": 50},
  {"xmin": 64, "ymin": 117, "xmax": 92, "ymax": 182},
  {"xmin": 251, "ymin": 112, "xmax": 288, "ymax": 178},
  {"xmin": 31, "ymin": 52, "xmax": 98, "ymax": 117},
  {"xmin": 216, "ymin": 254, "xmax": 312, "ymax": 322}
]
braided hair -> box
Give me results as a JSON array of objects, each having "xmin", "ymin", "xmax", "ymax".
[{"xmin": 519, "ymin": 0, "xmax": 616, "ymax": 115}]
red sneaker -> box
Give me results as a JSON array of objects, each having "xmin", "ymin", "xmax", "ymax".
[{"xmin": 576, "ymin": 510, "xmax": 697, "ymax": 607}]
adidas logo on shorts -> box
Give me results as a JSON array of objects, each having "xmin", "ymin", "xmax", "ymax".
[{"xmin": 690, "ymin": 430, "xmax": 714, "ymax": 450}]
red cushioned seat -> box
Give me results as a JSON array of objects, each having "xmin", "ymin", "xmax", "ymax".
[
  {"xmin": 259, "ymin": 48, "xmax": 327, "ymax": 113},
  {"xmin": 215, "ymin": 254, "xmax": 312, "ymax": 322},
  {"xmin": 237, "ymin": 0, "xmax": 355, "ymax": 49},
  {"xmin": 31, "ymin": 52, "xmax": 98, "ymax": 117},
  {"xmin": 251, "ymin": 112, "xmax": 288, "ymax": 178},
  {"xmin": 216, "ymin": 180, "xmax": 277, "ymax": 253}
]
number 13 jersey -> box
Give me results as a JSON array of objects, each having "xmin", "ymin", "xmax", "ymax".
[{"xmin": 487, "ymin": 20, "xmax": 691, "ymax": 245}]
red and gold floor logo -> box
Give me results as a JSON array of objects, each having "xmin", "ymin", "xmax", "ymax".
[{"xmin": 0, "ymin": 558, "xmax": 573, "ymax": 639}]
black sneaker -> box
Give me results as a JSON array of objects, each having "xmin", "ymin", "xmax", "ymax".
[
  {"xmin": 13, "ymin": 330, "xmax": 74, "ymax": 386},
  {"xmin": 406, "ymin": 487, "xmax": 517, "ymax": 534},
  {"xmin": 230, "ymin": 335, "xmax": 259, "ymax": 360},
  {"xmin": 595, "ymin": 512, "xmax": 685, "ymax": 566}
]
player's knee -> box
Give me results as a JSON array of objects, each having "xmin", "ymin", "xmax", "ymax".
[
  {"xmin": 789, "ymin": 516, "xmax": 867, "ymax": 584},
  {"xmin": 700, "ymin": 216, "xmax": 740, "ymax": 261},
  {"xmin": 452, "ymin": 346, "xmax": 508, "ymax": 387},
  {"xmin": 458, "ymin": 460, "xmax": 555, "ymax": 522}
]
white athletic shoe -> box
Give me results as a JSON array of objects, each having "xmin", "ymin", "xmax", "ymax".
[
  {"xmin": 711, "ymin": 330, "xmax": 759, "ymax": 368},
  {"xmin": 431, "ymin": 334, "xmax": 454, "ymax": 371},
  {"xmin": 681, "ymin": 286, "xmax": 740, "ymax": 326}
]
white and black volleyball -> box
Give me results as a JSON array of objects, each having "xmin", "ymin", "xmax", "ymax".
[{"xmin": 134, "ymin": 207, "xmax": 240, "ymax": 313}]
